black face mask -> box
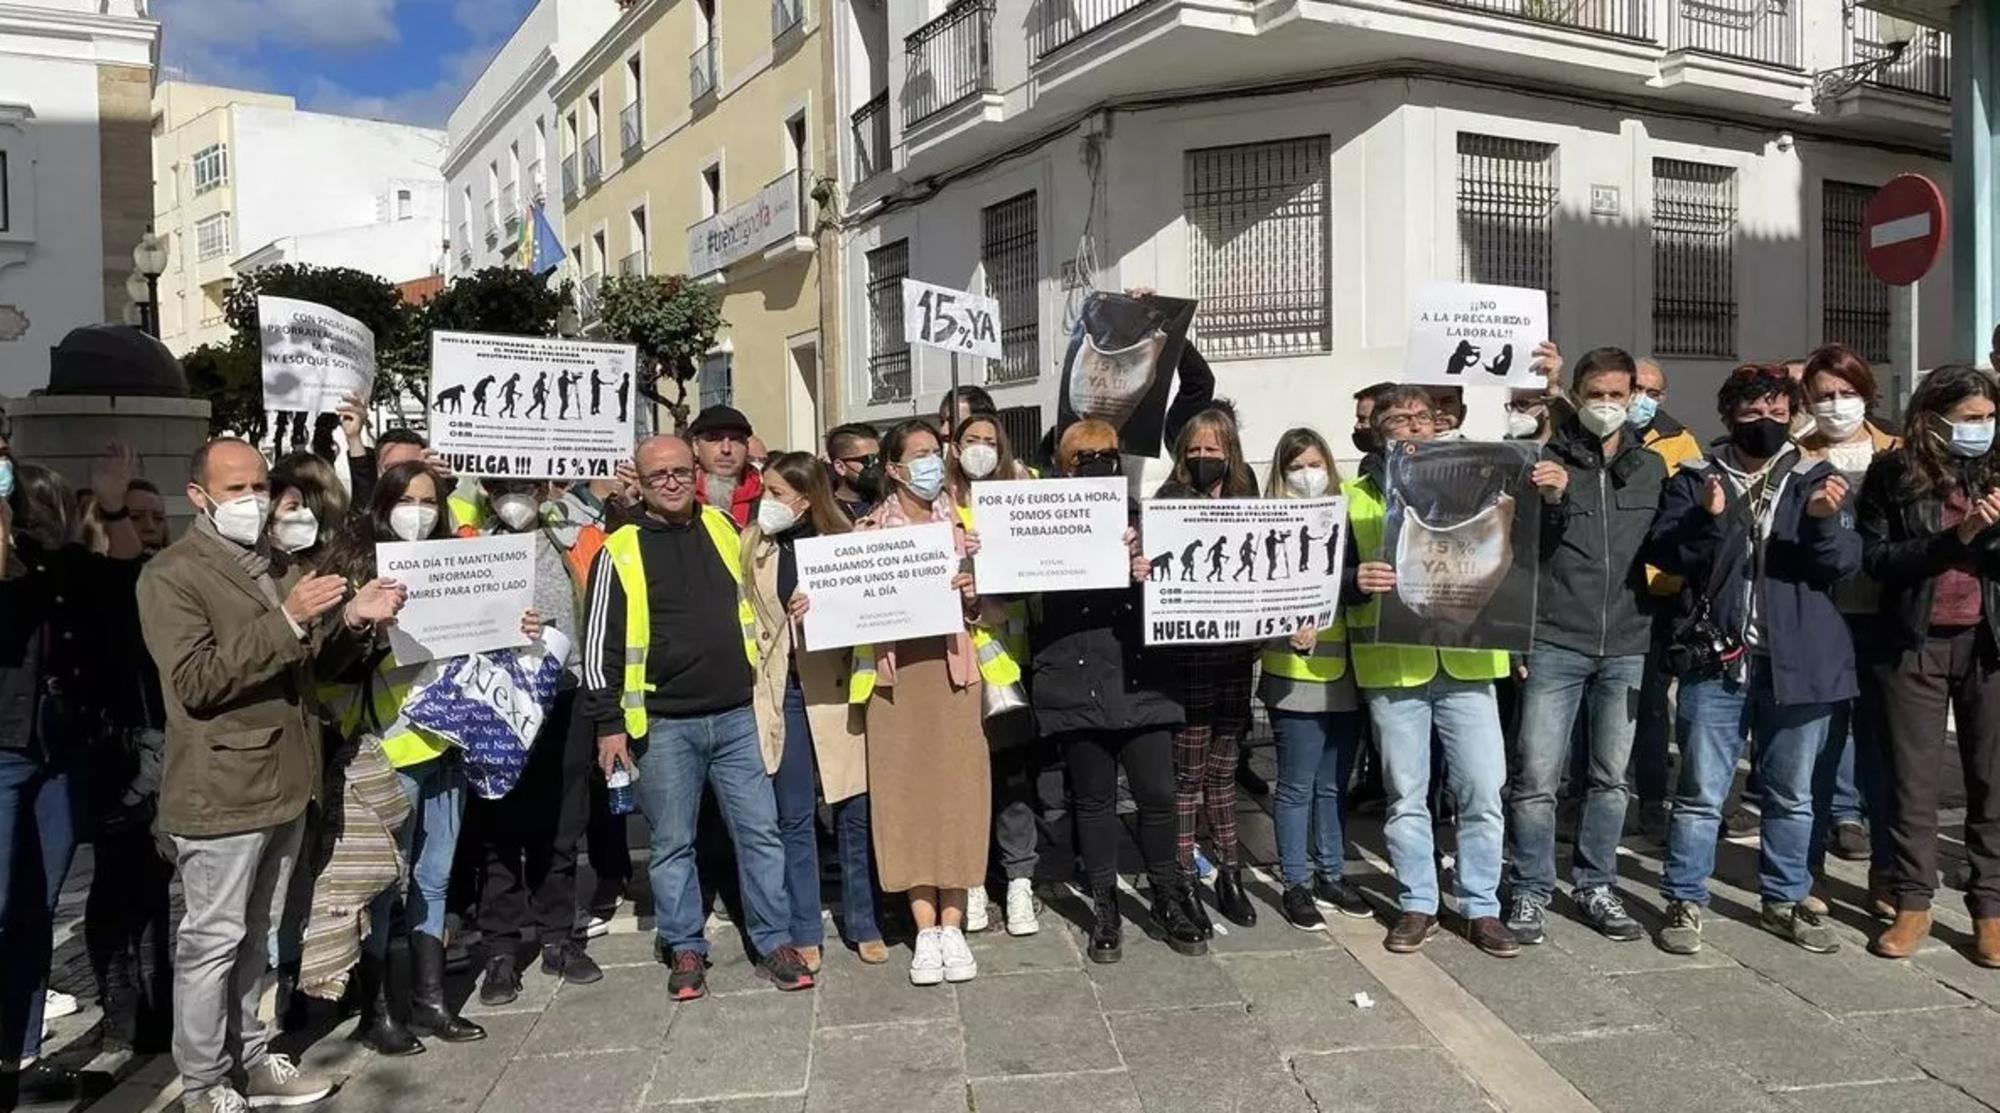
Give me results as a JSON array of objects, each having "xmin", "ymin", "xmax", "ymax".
[
  {"xmin": 850, "ymin": 460, "xmax": 885, "ymax": 502},
  {"xmin": 1186, "ymin": 457, "xmax": 1230, "ymax": 492},
  {"xmin": 1352, "ymin": 429, "xmax": 1382, "ymax": 456},
  {"xmin": 1073, "ymin": 452, "xmax": 1122, "ymax": 479},
  {"xmin": 1728, "ymin": 417, "xmax": 1791, "ymax": 460}
]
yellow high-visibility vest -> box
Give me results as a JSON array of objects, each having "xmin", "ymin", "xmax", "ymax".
[
  {"xmin": 603, "ymin": 507, "xmax": 759, "ymax": 739},
  {"xmin": 955, "ymin": 505, "xmax": 1025, "ymax": 689},
  {"xmin": 321, "ymin": 656, "xmax": 449, "ymax": 769},
  {"xmin": 1259, "ymin": 619, "xmax": 1349, "ymax": 683},
  {"xmin": 1341, "ymin": 476, "xmax": 1508, "ymax": 690}
]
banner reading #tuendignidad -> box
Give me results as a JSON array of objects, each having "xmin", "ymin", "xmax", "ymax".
[
  {"xmin": 377, "ymin": 533, "xmax": 538, "ymax": 666},
  {"xmin": 428, "ymin": 331, "xmax": 637, "ymax": 480},
  {"xmin": 970, "ymin": 477, "xmax": 1130, "ymax": 593},
  {"xmin": 795, "ymin": 522, "xmax": 965, "ymax": 652},
  {"xmin": 1141, "ymin": 498, "xmax": 1346, "ymax": 646}
]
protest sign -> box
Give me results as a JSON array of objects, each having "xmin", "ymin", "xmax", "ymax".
[
  {"xmin": 376, "ymin": 533, "xmax": 537, "ymax": 665},
  {"xmin": 1402, "ymin": 282, "xmax": 1549, "ymax": 389},
  {"xmin": 903, "ymin": 278, "xmax": 1003, "ymax": 361},
  {"xmin": 1140, "ymin": 498, "xmax": 1345, "ymax": 646},
  {"xmin": 399, "ymin": 629, "xmax": 570, "ymax": 800},
  {"xmin": 258, "ymin": 296, "xmax": 376, "ymax": 413},
  {"xmin": 796, "ymin": 522, "xmax": 964, "ymax": 651},
  {"xmin": 1056, "ymin": 292, "xmax": 1199, "ymax": 457},
  {"xmin": 428, "ymin": 331, "xmax": 637, "ymax": 480},
  {"xmin": 1371, "ymin": 439, "xmax": 1539, "ymax": 652},
  {"xmin": 970, "ymin": 477, "xmax": 1129, "ymax": 593}
]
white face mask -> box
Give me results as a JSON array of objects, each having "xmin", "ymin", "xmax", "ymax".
[
  {"xmin": 957, "ymin": 443, "xmax": 999, "ymax": 481},
  {"xmin": 1579, "ymin": 401, "xmax": 1630, "ymax": 439},
  {"xmin": 1505, "ymin": 411, "xmax": 1543, "ymax": 440},
  {"xmin": 756, "ymin": 497, "xmax": 802, "ymax": 535},
  {"xmin": 1283, "ymin": 465, "xmax": 1330, "ymax": 498},
  {"xmin": 203, "ymin": 489, "xmax": 270, "ymax": 548},
  {"xmin": 271, "ymin": 508, "xmax": 318, "ymax": 553},
  {"xmin": 492, "ymin": 493, "xmax": 540, "ymax": 532},
  {"xmin": 389, "ymin": 504, "xmax": 439, "ymax": 543},
  {"xmin": 1811, "ymin": 396, "xmax": 1867, "ymax": 442}
]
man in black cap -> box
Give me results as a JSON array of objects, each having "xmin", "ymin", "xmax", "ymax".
[{"xmin": 688, "ymin": 405, "xmax": 762, "ymax": 529}]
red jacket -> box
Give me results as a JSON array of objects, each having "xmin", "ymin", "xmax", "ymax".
[{"xmin": 696, "ymin": 467, "xmax": 762, "ymax": 528}]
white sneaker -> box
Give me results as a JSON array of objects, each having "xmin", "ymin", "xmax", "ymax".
[
  {"xmin": 909, "ymin": 928, "xmax": 945, "ymax": 986},
  {"xmin": 42, "ymin": 989, "xmax": 78, "ymax": 1020},
  {"xmin": 1004, "ymin": 878, "xmax": 1040, "ymax": 937},
  {"xmin": 196, "ymin": 1086, "xmax": 250, "ymax": 1113},
  {"xmin": 940, "ymin": 926, "xmax": 978, "ymax": 983},
  {"xmin": 965, "ymin": 886, "xmax": 991, "ymax": 933},
  {"xmin": 577, "ymin": 907, "xmax": 615, "ymax": 939}
]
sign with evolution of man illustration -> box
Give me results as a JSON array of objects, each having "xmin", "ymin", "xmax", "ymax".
[
  {"xmin": 428, "ymin": 331, "xmax": 639, "ymax": 480},
  {"xmin": 1140, "ymin": 497, "xmax": 1346, "ymax": 646}
]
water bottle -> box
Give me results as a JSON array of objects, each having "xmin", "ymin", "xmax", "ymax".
[{"xmin": 606, "ymin": 758, "xmax": 637, "ymax": 816}]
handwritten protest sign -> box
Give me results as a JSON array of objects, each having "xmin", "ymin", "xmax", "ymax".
[
  {"xmin": 429, "ymin": 331, "xmax": 637, "ymax": 480},
  {"xmin": 376, "ymin": 533, "xmax": 537, "ymax": 665},
  {"xmin": 1140, "ymin": 498, "xmax": 1345, "ymax": 646},
  {"xmin": 970, "ymin": 477, "xmax": 1129, "ymax": 593},
  {"xmin": 795, "ymin": 522, "xmax": 963, "ymax": 651},
  {"xmin": 258, "ymin": 296, "xmax": 377, "ymax": 413},
  {"xmin": 1401, "ymin": 282, "xmax": 1549, "ymax": 389},
  {"xmin": 1372, "ymin": 439, "xmax": 1539, "ymax": 652},
  {"xmin": 903, "ymin": 278, "xmax": 1003, "ymax": 360}
]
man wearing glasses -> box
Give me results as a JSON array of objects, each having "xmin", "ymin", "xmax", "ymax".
[{"xmin": 824, "ymin": 423, "xmax": 882, "ymax": 522}]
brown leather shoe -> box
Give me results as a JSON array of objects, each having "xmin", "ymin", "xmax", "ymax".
[
  {"xmin": 1975, "ymin": 919, "xmax": 2000, "ymax": 968},
  {"xmin": 1868, "ymin": 909, "xmax": 1931, "ymax": 959},
  {"xmin": 855, "ymin": 939, "xmax": 890, "ymax": 965},
  {"xmin": 1383, "ymin": 912, "xmax": 1439, "ymax": 953},
  {"xmin": 797, "ymin": 945, "xmax": 823, "ymax": 974},
  {"xmin": 1467, "ymin": 916, "xmax": 1521, "ymax": 958},
  {"xmin": 1866, "ymin": 872, "xmax": 1896, "ymax": 920}
]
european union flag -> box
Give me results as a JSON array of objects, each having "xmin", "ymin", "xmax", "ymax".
[{"xmin": 529, "ymin": 203, "xmax": 564, "ymax": 278}]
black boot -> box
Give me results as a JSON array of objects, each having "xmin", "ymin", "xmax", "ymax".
[
  {"xmin": 408, "ymin": 935, "xmax": 486, "ymax": 1043},
  {"xmin": 275, "ymin": 961, "xmax": 310, "ymax": 1032},
  {"xmin": 1151, "ymin": 880, "xmax": 1210, "ymax": 957},
  {"xmin": 1088, "ymin": 885, "xmax": 1123, "ymax": 965},
  {"xmin": 1178, "ymin": 875, "xmax": 1214, "ymax": 940},
  {"xmin": 354, "ymin": 953, "xmax": 423, "ymax": 1057},
  {"xmin": 1214, "ymin": 868, "xmax": 1258, "ymax": 928}
]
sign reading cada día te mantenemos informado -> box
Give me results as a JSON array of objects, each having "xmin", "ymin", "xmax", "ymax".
[
  {"xmin": 376, "ymin": 533, "xmax": 538, "ymax": 666},
  {"xmin": 427, "ymin": 330, "xmax": 638, "ymax": 480},
  {"xmin": 1140, "ymin": 498, "xmax": 1347, "ymax": 646}
]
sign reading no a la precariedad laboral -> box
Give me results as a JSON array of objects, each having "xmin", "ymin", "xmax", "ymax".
[
  {"xmin": 971, "ymin": 477, "xmax": 1130, "ymax": 593},
  {"xmin": 1402, "ymin": 282, "xmax": 1549, "ymax": 390},
  {"xmin": 903, "ymin": 279, "xmax": 1003, "ymax": 361},
  {"xmin": 377, "ymin": 533, "xmax": 538, "ymax": 666},
  {"xmin": 794, "ymin": 522, "xmax": 965, "ymax": 652},
  {"xmin": 1140, "ymin": 498, "xmax": 1346, "ymax": 646},
  {"xmin": 428, "ymin": 331, "xmax": 637, "ymax": 480},
  {"xmin": 258, "ymin": 296, "xmax": 377, "ymax": 413}
]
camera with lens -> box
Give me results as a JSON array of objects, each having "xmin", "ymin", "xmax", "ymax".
[{"xmin": 1665, "ymin": 612, "xmax": 1744, "ymax": 680}]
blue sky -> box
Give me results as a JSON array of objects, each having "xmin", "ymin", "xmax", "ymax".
[{"xmin": 153, "ymin": 0, "xmax": 538, "ymax": 128}]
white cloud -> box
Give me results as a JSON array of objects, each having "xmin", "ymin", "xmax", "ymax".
[
  {"xmin": 157, "ymin": 0, "xmax": 402, "ymax": 55},
  {"xmin": 297, "ymin": 42, "xmax": 497, "ymax": 128}
]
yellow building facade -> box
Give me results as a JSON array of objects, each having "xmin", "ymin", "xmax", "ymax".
[{"xmin": 552, "ymin": 0, "xmax": 839, "ymax": 452}]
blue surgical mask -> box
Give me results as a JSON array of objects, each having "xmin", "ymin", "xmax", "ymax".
[
  {"xmin": 1948, "ymin": 419, "xmax": 1996, "ymax": 459},
  {"xmin": 0, "ymin": 458, "xmax": 13, "ymax": 500},
  {"xmin": 904, "ymin": 455, "xmax": 946, "ymax": 501},
  {"xmin": 1627, "ymin": 394, "xmax": 1659, "ymax": 429}
]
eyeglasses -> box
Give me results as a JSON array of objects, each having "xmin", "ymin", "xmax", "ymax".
[
  {"xmin": 837, "ymin": 454, "xmax": 879, "ymax": 468},
  {"xmin": 1380, "ymin": 411, "xmax": 1436, "ymax": 433},
  {"xmin": 1071, "ymin": 449, "xmax": 1120, "ymax": 468},
  {"xmin": 641, "ymin": 467, "xmax": 698, "ymax": 488}
]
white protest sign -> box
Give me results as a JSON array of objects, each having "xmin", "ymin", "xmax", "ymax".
[
  {"xmin": 429, "ymin": 331, "xmax": 638, "ymax": 480},
  {"xmin": 971, "ymin": 477, "xmax": 1129, "ymax": 594},
  {"xmin": 258, "ymin": 296, "xmax": 377, "ymax": 413},
  {"xmin": 1401, "ymin": 282, "xmax": 1549, "ymax": 389},
  {"xmin": 796, "ymin": 521, "xmax": 964, "ymax": 651},
  {"xmin": 1140, "ymin": 497, "xmax": 1346, "ymax": 645},
  {"xmin": 376, "ymin": 533, "xmax": 538, "ymax": 665},
  {"xmin": 903, "ymin": 278, "xmax": 1003, "ymax": 360}
]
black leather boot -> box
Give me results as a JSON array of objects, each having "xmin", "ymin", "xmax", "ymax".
[
  {"xmin": 354, "ymin": 953, "xmax": 423, "ymax": 1056},
  {"xmin": 1178, "ymin": 875, "xmax": 1214, "ymax": 940},
  {"xmin": 1214, "ymin": 868, "xmax": 1258, "ymax": 928},
  {"xmin": 1151, "ymin": 880, "xmax": 1210, "ymax": 957},
  {"xmin": 408, "ymin": 934, "xmax": 486, "ymax": 1043},
  {"xmin": 1088, "ymin": 885, "xmax": 1123, "ymax": 965}
]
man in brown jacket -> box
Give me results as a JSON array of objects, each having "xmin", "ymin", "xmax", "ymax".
[{"xmin": 139, "ymin": 438, "xmax": 402, "ymax": 1113}]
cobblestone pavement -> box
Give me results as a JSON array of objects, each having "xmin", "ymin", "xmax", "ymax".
[{"xmin": 25, "ymin": 743, "xmax": 2000, "ymax": 1113}]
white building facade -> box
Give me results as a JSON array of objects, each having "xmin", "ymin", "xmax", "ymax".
[
  {"xmin": 832, "ymin": 0, "xmax": 1955, "ymax": 463},
  {"xmin": 444, "ymin": 0, "xmax": 619, "ymax": 279},
  {"xmin": 0, "ymin": 0, "xmax": 159, "ymax": 397}
]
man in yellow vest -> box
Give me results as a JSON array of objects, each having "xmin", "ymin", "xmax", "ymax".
[
  {"xmin": 1628, "ymin": 358, "xmax": 1703, "ymax": 839},
  {"xmin": 582, "ymin": 435, "xmax": 814, "ymax": 1002},
  {"xmin": 1345, "ymin": 386, "xmax": 1523, "ymax": 958}
]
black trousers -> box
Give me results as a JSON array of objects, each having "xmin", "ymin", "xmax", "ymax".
[
  {"xmin": 84, "ymin": 827, "xmax": 173, "ymax": 1051},
  {"xmin": 1875, "ymin": 625, "xmax": 2000, "ymax": 917},
  {"xmin": 471, "ymin": 689, "xmax": 593, "ymax": 949},
  {"xmin": 1061, "ymin": 728, "xmax": 1177, "ymax": 892}
]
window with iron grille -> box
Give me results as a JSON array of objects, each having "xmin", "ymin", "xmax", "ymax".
[
  {"xmin": 1456, "ymin": 134, "xmax": 1559, "ymax": 332},
  {"xmin": 980, "ymin": 192, "xmax": 1039, "ymax": 384},
  {"xmin": 196, "ymin": 212, "xmax": 231, "ymax": 261},
  {"xmin": 1184, "ymin": 136, "xmax": 1331, "ymax": 360},
  {"xmin": 997, "ymin": 405, "xmax": 1044, "ymax": 468},
  {"xmin": 1651, "ymin": 158, "xmax": 1737, "ymax": 359},
  {"xmin": 1823, "ymin": 181, "xmax": 1890, "ymax": 364},
  {"xmin": 192, "ymin": 144, "xmax": 228, "ymax": 194},
  {"xmin": 700, "ymin": 352, "xmax": 734, "ymax": 409},
  {"xmin": 866, "ymin": 240, "xmax": 912, "ymax": 404}
]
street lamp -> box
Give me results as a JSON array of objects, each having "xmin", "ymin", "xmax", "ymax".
[
  {"xmin": 125, "ymin": 271, "xmax": 156, "ymax": 338},
  {"xmin": 131, "ymin": 231, "xmax": 170, "ymax": 339},
  {"xmin": 1811, "ymin": 8, "xmax": 1926, "ymax": 104}
]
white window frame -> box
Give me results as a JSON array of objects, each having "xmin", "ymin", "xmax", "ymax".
[
  {"xmin": 195, "ymin": 212, "xmax": 230, "ymax": 261},
  {"xmin": 192, "ymin": 143, "xmax": 228, "ymax": 195}
]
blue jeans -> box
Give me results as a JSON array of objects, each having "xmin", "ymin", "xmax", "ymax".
[
  {"xmin": 1268, "ymin": 710, "xmax": 1363, "ymax": 888},
  {"xmin": 1662, "ymin": 659, "xmax": 1832, "ymax": 906},
  {"xmin": 774, "ymin": 678, "xmax": 882, "ymax": 948},
  {"xmin": 367, "ymin": 755, "xmax": 466, "ymax": 953},
  {"xmin": 1507, "ymin": 643, "xmax": 1645, "ymax": 900},
  {"xmin": 632, "ymin": 705, "xmax": 793, "ymax": 958},
  {"xmin": 0, "ymin": 749, "xmax": 78, "ymax": 1063},
  {"xmin": 1366, "ymin": 677, "xmax": 1506, "ymax": 918}
]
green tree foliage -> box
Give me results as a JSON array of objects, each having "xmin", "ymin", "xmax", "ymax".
[
  {"xmin": 422, "ymin": 267, "xmax": 571, "ymax": 341},
  {"xmin": 596, "ymin": 274, "xmax": 726, "ymax": 433},
  {"xmin": 181, "ymin": 342, "xmax": 264, "ymax": 438}
]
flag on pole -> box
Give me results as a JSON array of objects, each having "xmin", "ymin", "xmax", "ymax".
[
  {"xmin": 527, "ymin": 204, "xmax": 564, "ymax": 278},
  {"xmin": 515, "ymin": 202, "xmax": 535, "ymax": 266}
]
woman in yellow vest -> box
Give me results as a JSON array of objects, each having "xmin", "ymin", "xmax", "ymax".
[
  {"xmin": 946, "ymin": 411, "xmax": 1043, "ymax": 937},
  {"xmin": 1258, "ymin": 428, "xmax": 1372, "ymax": 932},
  {"xmin": 854, "ymin": 419, "xmax": 988, "ymax": 986},
  {"xmin": 742, "ymin": 453, "xmax": 883, "ymax": 969},
  {"xmin": 318, "ymin": 460, "xmax": 541, "ymax": 1055}
]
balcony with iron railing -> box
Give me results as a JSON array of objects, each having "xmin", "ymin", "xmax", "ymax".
[
  {"xmin": 691, "ymin": 38, "xmax": 719, "ymax": 101},
  {"xmin": 561, "ymin": 153, "xmax": 578, "ymax": 198},
  {"xmin": 906, "ymin": 1, "xmax": 994, "ymax": 127},
  {"xmin": 502, "ymin": 182, "xmax": 519, "ymax": 229},
  {"xmin": 1849, "ymin": 8, "xmax": 1949, "ymax": 99},
  {"xmin": 528, "ymin": 159, "xmax": 545, "ymax": 201},
  {"xmin": 583, "ymin": 134, "xmax": 604, "ymax": 184},
  {"xmin": 482, "ymin": 199, "xmax": 498, "ymax": 240},
  {"xmin": 1032, "ymin": 0, "xmax": 1156, "ymax": 59},
  {"xmin": 456, "ymin": 221, "xmax": 470, "ymax": 251},
  {"xmin": 852, "ymin": 90, "xmax": 890, "ymax": 181},
  {"xmin": 580, "ymin": 273, "xmax": 603, "ymax": 322},
  {"xmin": 1667, "ymin": 0, "xmax": 1798, "ymax": 70},
  {"xmin": 773, "ymin": 0, "xmax": 803, "ymax": 38},
  {"xmin": 620, "ymin": 100, "xmax": 643, "ymax": 154},
  {"xmin": 620, "ymin": 250, "xmax": 647, "ymax": 277},
  {"xmin": 1416, "ymin": 0, "xmax": 1652, "ymax": 42}
]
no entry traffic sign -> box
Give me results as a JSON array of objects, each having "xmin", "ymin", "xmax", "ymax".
[{"xmin": 1862, "ymin": 173, "xmax": 1947, "ymax": 287}]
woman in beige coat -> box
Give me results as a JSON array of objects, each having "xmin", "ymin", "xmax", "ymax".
[{"xmin": 742, "ymin": 453, "xmax": 882, "ymax": 969}]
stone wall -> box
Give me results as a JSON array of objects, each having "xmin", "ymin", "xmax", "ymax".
[
  {"xmin": 97, "ymin": 63, "xmax": 156, "ymax": 323},
  {"xmin": 8, "ymin": 393, "xmax": 212, "ymax": 528}
]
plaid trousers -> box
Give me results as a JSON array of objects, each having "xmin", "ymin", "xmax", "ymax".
[{"xmin": 1172, "ymin": 645, "xmax": 1255, "ymax": 871}]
